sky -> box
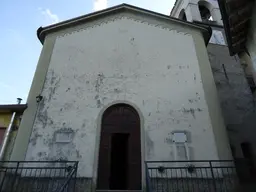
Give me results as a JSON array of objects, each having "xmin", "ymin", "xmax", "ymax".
[{"xmin": 0, "ymin": 0, "xmax": 176, "ymax": 104}]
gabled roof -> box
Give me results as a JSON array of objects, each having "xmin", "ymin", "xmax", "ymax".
[
  {"xmin": 218, "ymin": 0, "xmax": 255, "ymax": 56},
  {"xmin": 37, "ymin": 3, "xmax": 211, "ymax": 44}
]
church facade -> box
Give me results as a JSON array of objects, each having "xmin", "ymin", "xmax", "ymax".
[{"xmin": 10, "ymin": 4, "xmax": 232, "ymax": 190}]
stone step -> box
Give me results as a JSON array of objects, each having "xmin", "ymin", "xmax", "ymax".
[{"xmin": 96, "ymin": 190, "xmax": 142, "ymax": 192}]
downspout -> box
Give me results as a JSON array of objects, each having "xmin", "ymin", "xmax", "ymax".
[{"xmin": 0, "ymin": 98, "xmax": 22, "ymax": 160}]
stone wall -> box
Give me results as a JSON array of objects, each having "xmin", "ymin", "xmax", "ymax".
[{"xmin": 207, "ymin": 43, "xmax": 256, "ymax": 158}]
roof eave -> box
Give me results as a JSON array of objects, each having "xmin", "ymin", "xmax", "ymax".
[
  {"xmin": 217, "ymin": 0, "xmax": 236, "ymax": 56},
  {"xmin": 37, "ymin": 3, "xmax": 211, "ymax": 45},
  {"xmin": 217, "ymin": 0, "xmax": 254, "ymax": 56},
  {"xmin": 0, "ymin": 104, "xmax": 27, "ymax": 113},
  {"xmin": 37, "ymin": 3, "xmax": 130, "ymax": 44}
]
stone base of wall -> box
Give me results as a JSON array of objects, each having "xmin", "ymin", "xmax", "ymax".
[
  {"xmin": 0, "ymin": 175, "xmax": 93, "ymax": 192},
  {"xmin": 75, "ymin": 178, "xmax": 93, "ymax": 192},
  {"xmin": 3, "ymin": 176, "xmax": 255, "ymax": 192},
  {"xmin": 150, "ymin": 177, "xmax": 240, "ymax": 192}
]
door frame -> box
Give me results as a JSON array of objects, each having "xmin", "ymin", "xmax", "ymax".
[{"xmin": 92, "ymin": 100, "xmax": 145, "ymax": 190}]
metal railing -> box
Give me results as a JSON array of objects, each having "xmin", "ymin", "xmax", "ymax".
[
  {"xmin": 145, "ymin": 160, "xmax": 239, "ymax": 192},
  {"xmin": 0, "ymin": 161, "xmax": 78, "ymax": 192},
  {"xmin": 145, "ymin": 162, "xmax": 152, "ymax": 192},
  {"xmin": 56, "ymin": 162, "xmax": 78, "ymax": 192}
]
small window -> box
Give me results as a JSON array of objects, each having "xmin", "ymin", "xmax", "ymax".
[{"xmin": 209, "ymin": 30, "xmax": 226, "ymax": 45}]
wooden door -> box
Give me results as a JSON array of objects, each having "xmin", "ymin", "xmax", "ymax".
[{"xmin": 97, "ymin": 104, "xmax": 141, "ymax": 190}]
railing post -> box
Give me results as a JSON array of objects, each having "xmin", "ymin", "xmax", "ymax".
[
  {"xmin": 0, "ymin": 163, "xmax": 7, "ymax": 191},
  {"xmin": 57, "ymin": 162, "xmax": 78, "ymax": 192},
  {"xmin": 10, "ymin": 162, "xmax": 19, "ymax": 192},
  {"xmin": 73, "ymin": 162, "xmax": 78, "ymax": 192},
  {"xmin": 209, "ymin": 161, "xmax": 217, "ymax": 192},
  {"xmin": 145, "ymin": 162, "xmax": 152, "ymax": 192}
]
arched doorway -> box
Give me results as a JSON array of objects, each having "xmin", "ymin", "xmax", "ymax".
[{"xmin": 97, "ymin": 104, "xmax": 142, "ymax": 190}]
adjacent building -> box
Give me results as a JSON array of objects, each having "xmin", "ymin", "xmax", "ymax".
[
  {"xmin": 218, "ymin": 0, "xmax": 256, "ymax": 82},
  {"xmin": 171, "ymin": 0, "xmax": 256, "ymax": 167},
  {"xmin": 0, "ymin": 101, "xmax": 27, "ymax": 160},
  {"xmin": 10, "ymin": 4, "xmax": 232, "ymax": 190}
]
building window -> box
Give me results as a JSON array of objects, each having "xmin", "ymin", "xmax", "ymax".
[{"xmin": 209, "ymin": 30, "xmax": 226, "ymax": 45}]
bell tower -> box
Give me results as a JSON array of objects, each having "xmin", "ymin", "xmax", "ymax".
[
  {"xmin": 171, "ymin": 0, "xmax": 223, "ymax": 26},
  {"xmin": 171, "ymin": 0, "xmax": 226, "ymax": 45}
]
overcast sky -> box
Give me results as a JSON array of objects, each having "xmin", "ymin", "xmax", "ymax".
[{"xmin": 0, "ymin": 0, "xmax": 176, "ymax": 104}]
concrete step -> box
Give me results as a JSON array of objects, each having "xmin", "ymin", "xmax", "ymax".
[{"xmin": 96, "ymin": 190, "xmax": 142, "ymax": 192}]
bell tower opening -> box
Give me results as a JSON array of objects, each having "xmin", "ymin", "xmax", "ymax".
[
  {"xmin": 178, "ymin": 9, "xmax": 187, "ymax": 21},
  {"xmin": 198, "ymin": 2, "xmax": 213, "ymax": 22}
]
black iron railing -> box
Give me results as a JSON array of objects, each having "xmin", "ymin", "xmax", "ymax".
[
  {"xmin": 0, "ymin": 161, "xmax": 78, "ymax": 192},
  {"xmin": 56, "ymin": 162, "xmax": 78, "ymax": 192},
  {"xmin": 145, "ymin": 160, "xmax": 239, "ymax": 192},
  {"xmin": 145, "ymin": 162, "xmax": 152, "ymax": 192}
]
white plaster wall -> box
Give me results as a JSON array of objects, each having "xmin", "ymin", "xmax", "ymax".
[{"xmin": 25, "ymin": 15, "xmax": 220, "ymax": 177}]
